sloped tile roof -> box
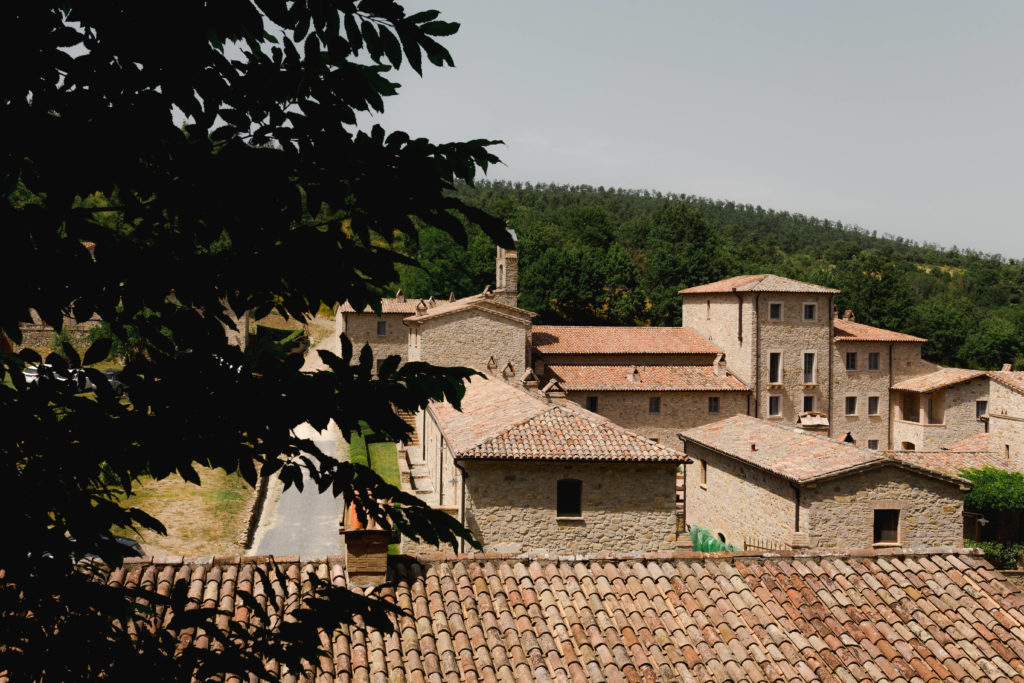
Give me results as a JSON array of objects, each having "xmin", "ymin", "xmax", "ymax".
[
  {"xmin": 893, "ymin": 449, "xmax": 1014, "ymax": 476},
  {"xmin": 429, "ymin": 378, "xmax": 549, "ymax": 454},
  {"xmin": 405, "ymin": 292, "xmax": 534, "ymax": 324},
  {"xmin": 107, "ymin": 549, "xmax": 1024, "ymax": 681},
  {"xmin": 682, "ymin": 415, "xmax": 969, "ymax": 486},
  {"xmin": 431, "ymin": 377, "xmax": 683, "ymax": 462},
  {"xmin": 532, "ymin": 325, "xmax": 721, "ymax": 355},
  {"xmin": 338, "ymin": 298, "xmax": 423, "ymax": 314},
  {"xmin": 892, "ymin": 367, "xmax": 987, "ymax": 393},
  {"xmin": 680, "ymin": 274, "xmax": 839, "ymax": 294},
  {"xmin": 989, "ymin": 370, "xmax": 1024, "ymax": 394},
  {"xmin": 458, "ymin": 404, "xmax": 685, "ymax": 462},
  {"xmin": 833, "ymin": 318, "xmax": 927, "ymax": 343},
  {"xmin": 945, "ymin": 431, "xmax": 992, "ymax": 453},
  {"xmin": 546, "ymin": 363, "xmax": 748, "ymax": 392}
]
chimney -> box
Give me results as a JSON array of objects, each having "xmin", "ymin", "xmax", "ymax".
[
  {"xmin": 520, "ymin": 369, "xmax": 539, "ymax": 387},
  {"xmin": 486, "ymin": 355, "xmax": 497, "ymax": 371},
  {"xmin": 340, "ymin": 501, "xmax": 391, "ymax": 585},
  {"xmin": 750, "ymin": 443, "xmax": 757, "ymax": 452},
  {"xmin": 427, "ymin": 295, "xmax": 436, "ymax": 307},
  {"xmin": 842, "ymin": 310, "xmax": 855, "ymax": 322},
  {"xmin": 448, "ymin": 292, "xmax": 455, "ymax": 303},
  {"xmin": 501, "ymin": 361, "xmax": 515, "ymax": 378},
  {"xmin": 415, "ymin": 299, "xmax": 427, "ymax": 314},
  {"xmin": 1003, "ymin": 363, "xmax": 1013, "ymax": 372},
  {"xmin": 495, "ymin": 223, "xmax": 519, "ymax": 303},
  {"xmin": 713, "ymin": 353, "xmax": 725, "ymax": 377},
  {"xmin": 627, "ymin": 366, "xmax": 641, "ymax": 383},
  {"xmin": 395, "ymin": 289, "xmax": 405, "ymax": 303}
]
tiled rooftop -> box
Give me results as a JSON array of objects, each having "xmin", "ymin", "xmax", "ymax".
[
  {"xmin": 458, "ymin": 404, "xmax": 685, "ymax": 462},
  {"xmin": 546, "ymin": 364, "xmax": 748, "ymax": 392},
  {"xmin": 893, "ymin": 448, "xmax": 1014, "ymax": 476},
  {"xmin": 990, "ymin": 370, "xmax": 1024, "ymax": 394},
  {"xmin": 681, "ymin": 415, "xmax": 969, "ymax": 486},
  {"xmin": 891, "ymin": 367, "xmax": 987, "ymax": 393},
  {"xmin": 431, "ymin": 378, "xmax": 683, "ymax": 463},
  {"xmin": 680, "ymin": 274, "xmax": 840, "ymax": 295},
  {"xmin": 405, "ymin": 292, "xmax": 534, "ymax": 324},
  {"xmin": 833, "ymin": 318, "xmax": 927, "ymax": 343},
  {"xmin": 532, "ymin": 326, "xmax": 721, "ymax": 355},
  {"xmin": 338, "ymin": 297, "xmax": 424, "ymax": 314},
  {"xmin": 108, "ymin": 549, "xmax": 1024, "ymax": 681},
  {"xmin": 945, "ymin": 431, "xmax": 992, "ymax": 453}
]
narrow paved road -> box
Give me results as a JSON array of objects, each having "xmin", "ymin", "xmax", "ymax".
[{"xmin": 252, "ymin": 422, "xmax": 348, "ymax": 556}]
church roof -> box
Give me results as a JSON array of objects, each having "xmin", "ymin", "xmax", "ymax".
[{"xmin": 680, "ymin": 274, "xmax": 840, "ymax": 295}]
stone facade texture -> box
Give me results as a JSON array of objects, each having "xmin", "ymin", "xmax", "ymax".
[
  {"xmin": 461, "ymin": 460, "xmax": 678, "ymax": 554},
  {"xmin": 410, "ymin": 308, "xmax": 528, "ymax": 374},
  {"xmin": 684, "ymin": 442, "xmax": 796, "ymax": 548},
  {"xmin": 566, "ymin": 389, "xmax": 748, "ymax": 447},
  {"xmin": 337, "ymin": 311, "xmax": 410, "ymax": 365},
  {"xmin": 831, "ymin": 341, "xmax": 891, "ymax": 448},
  {"xmin": 893, "ymin": 376, "xmax": 989, "ymax": 451},
  {"xmin": 682, "ymin": 293, "xmax": 756, "ymax": 383},
  {"xmin": 989, "ymin": 379, "xmax": 1024, "ymax": 470},
  {"xmin": 755, "ymin": 294, "xmax": 833, "ymax": 423},
  {"xmin": 805, "ymin": 465, "xmax": 964, "ymax": 549}
]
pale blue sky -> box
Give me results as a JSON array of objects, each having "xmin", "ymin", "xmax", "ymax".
[{"xmin": 374, "ymin": 1, "xmax": 1024, "ymax": 258}]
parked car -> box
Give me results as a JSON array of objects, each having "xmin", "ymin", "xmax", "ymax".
[{"xmin": 22, "ymin": 364, "xmax": 89, "ymax": 392}]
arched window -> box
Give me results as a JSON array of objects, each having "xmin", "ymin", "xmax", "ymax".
[{"xmin": 557, "ymin": 479, "xmax": 582, "ymax": 518}]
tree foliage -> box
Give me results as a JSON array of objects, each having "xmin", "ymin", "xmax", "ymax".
[
  {"xmin": 401, "ymin": 181, "xmax": 1024, "ymax": 369},
  {"xmin": 960, "ymin": 467, "xmax": 1024, "ymax": 512},
  {"xmin": 0, "ymin": 3, "xmax": 507, "ymax": 680}
]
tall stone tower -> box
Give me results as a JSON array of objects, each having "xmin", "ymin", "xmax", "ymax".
[{"xmin": 495, "ymin": 226, "xmax": 518, "ymax": 305}]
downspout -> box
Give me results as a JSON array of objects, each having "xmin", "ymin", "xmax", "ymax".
[
  {"xmin": 754, "ymin": 293, "xmax": 761, "ymax": 417},
  {"xmin": 888, "ymin": 342, "xmax": 894, "ymax": 450},
  {"xmin": 733, "ymin": 289, "xmax": 743, "ymax": 343},
  {"xmin": 792, "ymin": 484, "xmax": 801, "ymax": 532},
  {"xmin": 827, "ymin": 294, "xmax": 834, "ymax": 438}
]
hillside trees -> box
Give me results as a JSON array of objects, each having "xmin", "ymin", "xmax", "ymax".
[{"xmin": 0, "ymin": 2, "xmax": 505, "ymax": 679}]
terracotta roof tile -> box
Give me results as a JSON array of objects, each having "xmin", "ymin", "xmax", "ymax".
[
  {"xmin": 338, "ymin": 297, "xmax": 424, "ymax": 314},
  {"xmin": 545, "ymin": 364, "xmax": 748, "ymax": 392},
  {"xmin": 532, "ymin": 326, "xmax": 721, "ymax": 356},
  {"xmin": 405, "ymin": 293, "xmax": 534, "ymax": 324},
  {"xmin": 681, "ymin": 415, "xmax": 970, "ymax": 486},
  {"xmin": 891, "ymin": 367, "xmax": 987, "ymax": 393},
  {"xmin": 891, "ymin": 448, "xmax": 1016, "ymax": 475},
  {"xmin": 430, "ymin": 378, "xmax": 684, "ymax": 463},
  {"xmin": 989, "ymin": 370, "xmax": 1024, "ymax": 394},
  {"xmin": 680, "ymin": 274, "xmax": 840, "ymax": 295},
  {"xmin": 833, "ymin": 318, "xmax": 926, "ymax": 343},
  {"xmin": 944, "ymin": 432, "xmax": 992, "ymax": 454}
]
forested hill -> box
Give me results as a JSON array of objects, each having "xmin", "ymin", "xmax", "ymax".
[{"xmin": 395, "ymin": 181, "xmax": 1024, "ymax": 370}]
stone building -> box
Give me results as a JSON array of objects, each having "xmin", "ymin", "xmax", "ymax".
[
  {"xmin": 532, "ymin": 325, "xmax": 749, "ymax": 443},
  {"xmin": 679, "ymin": 414, "xmax": 971, "ymax": 550},
  {"xmin": 404, "ymin": 377, "xmax": 684, "ymax": 555},
  {"xmin": 336, "ymin": 292, "xmax": 422, "ymax": 367},
  {"xmin": 891, "ymin": 368, "xmax": 989, "ymax": 451},
  {"xmin": 987, "ymin": 370, "xmax": 1024, "ymax": 468}
]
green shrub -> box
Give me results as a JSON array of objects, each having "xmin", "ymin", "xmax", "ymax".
[
  {"xmin": 959, "ymin": 467, "xmax": 1024, "ymax": 511},
  {"xmin": 965, "ymin": 539, "xmax": 1024, "ymax": 569}
]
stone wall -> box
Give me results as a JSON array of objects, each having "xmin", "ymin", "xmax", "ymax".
[
  {"xmin": 891, "ymin": 342, "xmax": 940, "ymax": 382},
  {"xmin": 805, "ymin": 465, "xmax": 964, "ymax": 549},
  {"xmin": 683, "ymin": 442, "xmax": 798, "ymax": 547},
  {"xmin": 756, "ymin": 294, "xmax": 833, "ymax": 424},
  {"xmin": 989, "ymin": 380, "xmax": 1024, "ymax": 470},
  {"xmin": 337, "ymin": 312, "xmax": 410, "ymax": 365},
  {"xmin": 461, "ymin": 460, "xmax": 678, "ymax": 554},
  {"xmin": 566, "ymin": 390, "xmax": 748, "ymax": 448},
  {"xmin": 831, "ymin": 341, "xmax": 891, "ymax": 449},
  {"xmin": 412, "ymin": 308, "xmax": 528, "ymax": 374},
  {"xmin": 893, "ymin": 377, "xmax": 988, "ymax": 451},
  {"xmin": 682, "ymin": 293, "xmax": 756, "ymax": 384}
]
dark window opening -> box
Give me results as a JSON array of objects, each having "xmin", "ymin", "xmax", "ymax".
[
  {"xmin": 769, "ymin": 303, "xmax": 782, "ymax": 320},
  {"xmin": 803, "ymin": 353, "xmax": 815, "ymax": 383},
  {"xmin": 769, "ymin": 352, "xmax": 781, "ymax": 383},
  {"xmin": 649, "ymin": 396, "xmax": 661, "ymax": 414},
  {"xmin": 845, "ymin": 396, "xmax": 857, "ymax": 415},
  {"xmin": 803, "ymin": 304, "xmax": 816, "ymax": 321},
  {"xmin": 376, "ymin": 321, "xmax": 387, "ymax": 336},
  {"xmin": 868, "ymin": 352, "xmax": 880, "ymax": 370},
  {"xmin": 557, "ymin": 479, "xmax": 582, "ymax": 518},
  {"xmin": 708, "ymin": 396, "xmax": 720, "ymax": 414},
  {"xmin": 845, "ymin": 352, "xmax": 857, "ymax": 370},
  {"xmin": 700, "ymin": 459, "xmax": 707, "ymax": 486},
  {"xmin": 585, "ymin": 396, "xmax": 598, "ymax": 413},
  {"xmin": 768, "ymin": 396, "xmax": 781, "ymax": 416},
  {"xmin": 803, "ymin": 395, "xmax": 814, "ymax": 412},
  {"xmin": 868, "ymin": 396, "xmax": 879, "ymax": 415},
  {"xmin": 868, "ymin": 440, "xmax": 879, "ymax": 450},
  {"xmin": 874, "ymin": 509, "xmax": 900, "ymax": 544},
  {"xmin": 977, "ymin": 400, "xmax": 988, "ymax": 419}
]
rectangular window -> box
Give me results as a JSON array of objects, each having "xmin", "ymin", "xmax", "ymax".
[
  {"xmin": 708, "ymin": 396, "xmax": 720, "ymax": 414},
  {"xmin": 803, "ymin": 303, "xmax": 816, "ymax": 321},
  {"xmin": 768, "ymin": 395, "xmax": 781, "ymax": 417},
  {"xmin": 649, "ymin": 396, "xmax": 661, "ymax": 414},
  {"xmin": 803, "ymin": 352, "xmax": 816, "ymax": 384},
  {"xmin": 868, "ymin": 352, "xmax": 880, "ymax": 371},
  {"xmin": 803, "ymin": 395, "xmax": 814, "ymax": 413},
  {"xmin": 845, "ymin": 396, "xmax": 857, "ymax": 415},
  {"xmin": 874, "ymin": 509, "xmax": 900, "ymax": 544},
  {"xmin": 868, "ymin": 440, "xmax": 879, "ymax": 450},
  {"xmin": 769, "ymin": 302, "xmax": 782, "ymax": 320},
  {"xmin": 845, "ymin": 352, "xmax": 857, "ymax": 371},
  {"xmin": 700, "ymin": 459, "xmax": 708, "ymax": 486},
  {"xmin": 769, "ymin": 352, "xmax": 781, "ymax": 384},
  {"xmin": 868, "ymin": 396, "xmax": 880, "ymax": 415},
  {"xmin": 585, "ymin": 396, "xmax": 598, "ymax": 413},
  {"xmin": 977, "ymin": 400, "xmax": 988, "ymax": 419},
  {"xmin": 376, "ymin": 321, "xmax": 387, "ymax": 336},
  {"xmin": 557, "ymin": 479, "xmax": 582, "ymax": 518}
]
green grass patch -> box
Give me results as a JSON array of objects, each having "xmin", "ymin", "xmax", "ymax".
[{"xmin": 349, "ymin": 422, "xmax": 401, "ymax": 553}]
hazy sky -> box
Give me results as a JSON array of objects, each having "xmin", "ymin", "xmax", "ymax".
[{"xmin": 374, "ymin": 1, "xmax": 1024, "ymax": 258}]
